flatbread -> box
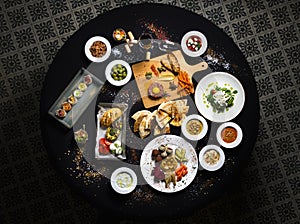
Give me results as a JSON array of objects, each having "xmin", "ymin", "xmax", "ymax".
[
  {"xmin": 170, "ymin": 114, "xmax": 186, "ymax": 127},
  {"xmin": 154, "ymin": 124, "xmax": 171, "ymax": 136},
  {"xmin": 131, "ymin": 110, "xmax": 151, "ymax": 120},
  {"xmin": 158, "ymin": 101, "xmax": 175, "ymax": 115},
  {"xmin": 134, "ymin": 114, "xmax": 147, "ymax": 132},
  {"xmin": 156, "ymin": 110, "xmax": 171, "ymax": 128},
  {"xmin": 139, "ymin": 116, "xmax": 151, "ymax": 139}
]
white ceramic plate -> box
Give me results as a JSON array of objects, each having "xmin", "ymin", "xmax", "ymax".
[
  {"xmin": 85, "ymin": 36, "xmax": 111, "ymax": 62},
  {"xmin": 181, "ymin": 114, "xmax": 208, "ymax": 141},
  {"xmin": 194, "ymin": 72, "xmax": 245, "ymax": 123},
  {"xmin": 199, "ymin": 145, "xmax": 225, "ymax": 171},
  {"xmin": 140, "ymin": 135, "xmax": 198, "ymax": 193},
  {"xmin": 105, "ymin": 59, "xmax": 132, "ymax": 86},
  {"xmin": 110, "ymin": 167, "xmax": 137, "ymax": 194},
  {"xmin": 181, "ymin": 31, "xmax": 208, "ymax": 57},
  {"xmin": 216, "ymin": 122, "xmax": 243, "ymax": 148}
]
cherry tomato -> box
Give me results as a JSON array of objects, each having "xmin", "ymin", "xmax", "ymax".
[
  {"xmin": 99, "ymin": 138, "xmax": 110, "ymax": 155},
  {"xmin": 104, "ymin": 139, "xmax": 112, "ymax": 146},
  {"xmin": 99, "ymin": 144, "xmax": 109, "ymax": 155}
]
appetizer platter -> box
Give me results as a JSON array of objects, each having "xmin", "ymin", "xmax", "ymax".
[
  {"xmin": 95, "ymin": 102, "xmax": 128, "ymax": 160},
  {"xmin": 131, "ymin": 50, "xmax": 208, "ymax": 108},
  {"xmin": 194, "ymin": 72, "xmax": 245, "ymax": 122},
  {"xmin": 140, "ymin": 135, "xmax": 198, "ymax": 193},
  {"xmin": 48, "ymin": 68, "xmax": 103, "ymax": 128}
]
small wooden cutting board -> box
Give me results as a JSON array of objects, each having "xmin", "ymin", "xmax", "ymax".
[{"xmin": 131, "ymin": 50, "xmax": 208, "ymax": 109}]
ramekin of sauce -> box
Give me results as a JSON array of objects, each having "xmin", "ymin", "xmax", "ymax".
[
  {"xmin": 216, "ymin": 122, "xmax": 243, "ymax": 148},
  {"xmin": 181, "ymin": 114, "xmax": 208, "ymax": 141}
]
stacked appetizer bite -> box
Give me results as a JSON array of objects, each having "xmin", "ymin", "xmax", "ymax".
[{"xmin": 55, "ymin": 74, "xmax": 93, "ymax": 119}]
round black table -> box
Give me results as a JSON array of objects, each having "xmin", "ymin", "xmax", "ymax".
[{"xmin": 40, "ymin": 3, "xmax": 259, "ymax": 222}]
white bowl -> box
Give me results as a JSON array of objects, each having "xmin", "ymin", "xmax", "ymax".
[
  {"xmin": 194, "ymin": 72, "xmax": 245, "ymax": 123},
  {"xmin": 105, "ymin": 59, "xmax": 132, "ymax": 86},
  {"xmin": 85, "ymin": 36, "xmax": 111, "ymax": 62},
  {"xmin": 110, "ymin": 167, "xmax": 137, "ymax": 194},
  {"xmin": 199, "ymin": 145, "xmax": 225, "ymax": 171},
  {"xmin": 181, "ymin": 31, "xmax": 208, "ymax": 57},
  {"xmin": 216, "ymin": 122, "xmax": 243, "ymax": 148},
  {"xmin": 181, "ymin": 114, "xmax": 208, "ymax": 141}
]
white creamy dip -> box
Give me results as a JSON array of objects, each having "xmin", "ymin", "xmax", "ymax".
[{"xmin": 116, "ymin": 172, "xmax": 133, "ymax": 188}]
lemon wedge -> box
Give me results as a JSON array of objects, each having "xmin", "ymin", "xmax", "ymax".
[{"xmin": 158, "ymin": 73, "xmax": 175, "ymax": 81}]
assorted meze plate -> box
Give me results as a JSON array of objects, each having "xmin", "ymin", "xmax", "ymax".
[
  {"xmin": 194, "ymin": 72, "xmax": 245, "ymax": 123},
  {"xmin": 50, "ymin": 27, "xmax": 247, "ymax": 194},
  {"xmin": 140, "ymin": 135, "xmax": 198, "ymax": 193}
]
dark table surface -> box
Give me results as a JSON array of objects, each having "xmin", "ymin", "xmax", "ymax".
[{"xmin": 40, "ymin": 3, "xmax": 259, "ymax": 222}]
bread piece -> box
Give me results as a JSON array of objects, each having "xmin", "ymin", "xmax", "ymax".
[
  {"xmin": 154, "ymin": 124, "xmax": 170, "ymax": 136},
  {"xmin": 156, "ymin": 110, "xmax": 171, "ymax": 128},
  {"xmin": 167, "ymin": 52, "xmax": 180, "ymax": 75},
  {"xmin": 139, "ymin": 116, "xmax": 151, "ymax": 139},
  {"xmin": 100, "ymin": 108, "xmax": 122, "ymax": 127},
  {"xmin": 131, "ymin": 110, "xmax": 151, "ymax": 120},
  {"xmin": 158, "ymin": 101, "xmax": 175, "ymax": 115}
]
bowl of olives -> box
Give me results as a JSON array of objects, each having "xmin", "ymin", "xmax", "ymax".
[{"xmin": 105, "ymin": 59, "xmax": 132, "ymax": 86}]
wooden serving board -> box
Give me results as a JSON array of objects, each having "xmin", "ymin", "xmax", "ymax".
[{"xmin": 131, "ymin": 50, "xmax": 208, "ymax": 109}]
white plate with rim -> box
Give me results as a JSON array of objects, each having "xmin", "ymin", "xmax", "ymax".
[
  {"xmin": 181, "ymin": 114, "xmax": 208, "ymax": 141},
  {"xmin": 216, "ymin": 122, "xmax": 243, "ymax": 148},
  {"xmin": 194, "ymin": 72, "xmax": 245, "ymax": 123},
  {"xmin": 140, "ymin": 135, "xmax": 198, "ymax": 193},
  {"xmin": 110, "ymin": 167, "xmax": 137, "ymax": 194},
  {"xmin": 105, "ymin": 59, "xmax": 132, "ymax": 86},
  {"xmin": 199, "ymin": 145, "xmax": 225, "ymax": 171},
  {"xmin": 85, "ymin": 36, "xmax": 111, "ymax": 62},
  {"xmin": 181, "ymin": 30, "xmax": 208, "ymax": 57}
]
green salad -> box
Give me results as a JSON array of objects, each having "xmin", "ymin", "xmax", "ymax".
[{"xmin": 204, "ymin": 85, "xmax": 238, "ymax": 113}]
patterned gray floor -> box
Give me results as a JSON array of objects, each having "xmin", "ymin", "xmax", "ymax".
[{"xmin": 0, "ymin": 0, "xmax": 299, "ymax": 223}]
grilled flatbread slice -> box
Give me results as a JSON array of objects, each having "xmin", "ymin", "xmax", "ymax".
[
  {"xmin": 156, "ymin": 110, "xmax": 171, "ymax": 128},
  {"xmin": 145, "ymin": 110, "xmax": 157, "ymax": 130},
  {"xmin": 131, "ymin": 110, "xmax": 151, "ymax": 120},
  {"xmin": 170, "ymin": 114, "xmax": 186, "ymax": 127},
  {"xmin": 134, "ymin": 115, "xmax": 147, "ymax": 132},
  {"xmin": 158, "ymin": 101, "xmax": 175, "ymax": 115},
  {"xmin": 169, "ymin": 99, "xmax": 189, "ymax": 127},
  {"xmin": 139, "ymin": 116, "xmax": 151, "ymax": 139},
  {"xmin": 154, "ymin": 124, "xmax": 170, "ymax": 136}
]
